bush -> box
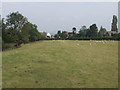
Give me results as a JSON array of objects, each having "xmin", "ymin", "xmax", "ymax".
[{"xmin": 2, "ymin": 42, "xmax": 16, "ymax": 51}]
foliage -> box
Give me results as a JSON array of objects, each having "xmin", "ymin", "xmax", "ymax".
[
  {"xmin": 98, "ymin": 26, "xmax": 107, "ymax": 37},
  {"xmin": 111, "ymin": 15, "xmax": 118, "ymax": 32},
  {"xmin": 6, "ymin": 11, "xmax": 28, "ymax": 31},
  {"xmin": 54, "ymin": 30, "xmax": 61, "ymax": 39},
  {"xmin": 79, "ymin": 26, "xmax": 87, "ymax": 37},
  {"xmin": 2, "ymin": 13, "xmax": 119, "ymax": 51},
  {"xmin": 112, "ymin": 33, "xmax": 120, "ymax": 40},
  {"xmin": 2, "ymin": 12, "xmax": 43, "ymax": 50},
  {"xmin": 2, "ymin": 41, "xmax": 16, "ymax": 51},
  {"xmin": 89, "ymin": 24, "xmax": 98, "ymax": 37},
  {"xmin": 61, "ymin": 31, "xmax": 68, "ymax": 39},
  {"xmin": 72, "ymin": 27, "xmax": 76, "ymax": 35}
]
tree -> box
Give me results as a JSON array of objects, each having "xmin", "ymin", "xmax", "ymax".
[
  {"xmin": 56, "ymin": 30, "xmax": 62, "ymax": 39},
  {"xmin": 61, "ymin": 31, "xmax": 68, "ymax": 39},
  {"xmin": 0, "ymin": 16, "xmax": 2, "ymax": 51},
  {"xmin": 57, "ymin": 30, "xmax": 61, "ymax": 35},
  {"xmin": 72, "ymin": 27, "xmax": 76, "ymax": 35},
  {"xmin": 20, "ymin": 22, "xmax": 31, "ymax": 43},
  {"xmin": 4, "ymin": 12, "xmax": 28, "ymax": 45},
  {"xmin": 79, "ymin": 26, "xmax": 87, "ymax": 37},
  {"xmin": 2, "ymin": 18, "xmax": 6, "ymax": 41},
  {"xmin": 112, "ymin": 33, "xmax": 120, "ymax": 40},
  {"xmin": 29, "ymin": 24, "xmax": 41, "ymax": 41},
  {"xmin": 54, "ymin": 30, "xmax": 68, "ymax": 39},
  {"xmin": 54, "ymin": 34, "xmax": 58, "ymax": 39},
  {"xmin": 0, "ymin": 16, "xmax": 2, "ymax": 37},
  {"xmin": 98, "ymin": 26, "xmax": 106, "ymax": 37},
  {"xmin": 111, "ymin": 15, "xmax": 118, "ymax": 32},
  {"xmin": 85, "ymin": 29, "xmax": 90, "ymax": 37},
  {"xmin": 89, "ymin": 24, "xmax": 98, "ymax": 37},
  {"xmin": 6, "ymin": 11, "xmax": 28, "ymax": 31},
  {"xmin": 1, "ymin": 11, "xmax": 44, "ymax": 50},
  {"xmin": 2, "ymin": 11, "xmax": 43, "ymax": 49},
  {"xmin": 2, "ymin": 18, "xmax": 16, "ymax": 43}
]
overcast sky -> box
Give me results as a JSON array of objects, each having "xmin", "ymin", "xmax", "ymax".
[{"xmin": 2, "ymin": 2, "xmax": 118, "ymax": 34}]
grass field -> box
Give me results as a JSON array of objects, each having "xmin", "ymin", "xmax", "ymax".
[{"xmin": 2, "ymin": 40, "xmax": 118, "ymax": 88}]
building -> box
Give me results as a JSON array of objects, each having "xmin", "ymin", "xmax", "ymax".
[
  {"xmin": 46, "ymin": 33, "xmax": 51, "ymax": 38},
  {"xmin": 67, "ymin": 32, "xmax": 73, "ymax": 37},
  {"xmin": 42, "ymin": 32, "xmax": 51, "ymax": 38},
  {"xmin": 104, "ymin": 31, "xmax": 118, "ymax": 37}
]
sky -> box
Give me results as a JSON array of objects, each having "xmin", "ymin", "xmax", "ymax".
[
  {"xmin": 2, "ymin": 2, "xmax": 118, "ymax": 34},
  {"xmin": 118, "ymin": 1, "xmax": 120, "ymax": 32}
]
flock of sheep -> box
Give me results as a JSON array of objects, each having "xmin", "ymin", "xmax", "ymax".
[{"xmin": 75, "ymin": 40, "xmax": 115, "ymax": 46}]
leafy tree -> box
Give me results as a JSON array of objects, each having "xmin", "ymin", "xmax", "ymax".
[
  {"xmin": 3, "ymin": 28, "xmax": 20, "ymax": 43},
  {"xmin": 56, "ymin": 30, "xmax": 62, "ymax": 39},
  {"xmin": 2, "ymin": 11, "xmax": 43, "ymax": 50},
  {"xmin": 4, "ymin": 12, "xmax": 28, "ymax": 45},
  {"xmin": 0, "ymin": 17, "xmax": 2, "ymax": 51},
  {"xmin": 2, "ymin": 18, "xmax": 17, "ymax": 43},
  {"xmin": 79, "ymin": 26, "xmax": 87, "ymax": 37},
  {"xmin": 2, "ymin": 18, "xmax": 6, "ymax": 42},
  {"xmin": 61, "ymin": 31, "xmax": 68, "ymax": 39},
  {"xmin": 98, "ymin": 26, "xmax": 106, "ymax": 37},
  {"xmin": 72, "ymin": 27, "xmax": 76, "ymax": 35},
  {"xmin": 57, "ymin": 30, "xmax": 61, "ymax": 35},
  {"xmin": 86, "ymin": 29, "xmax": 91, "ymax": 37},
  {"xmin": 89, "ymin": 24, "xmax": 98, "ymax": 37},
  {"xmin": 26, "ymin": 23, "xmax": 41, "ymax": 42},
  {"xmin": 0, "ymin": 17, "xmax": 2, "ymax": 37},
  {"xmin": 21, "ymin": 22, "xmax": 42, "ymax": 42},
  {"xmin": 20, "ymin": 22, "xmax": 30, "ymax": 43},
  {"xmin": 54, "ymin": 34, "xmax": 58, "ymax": 39},
  {"xmin": 6, "ymin": 11, "xmax": 28, "ymax": 31},
  {"xmin": 111, "ymin": 15, "xmax": 118, "ymax": 32},
  {"xmin": 54, "ymin": 30, "xmax": 68, "ymax": 39},
  {"xmin": 112, "ymin": 33, "xmax": 120, "ymax": 40}
]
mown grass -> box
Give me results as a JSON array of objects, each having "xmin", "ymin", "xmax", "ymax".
[{"xmin": 2, "ymin": 40, "xmax": 118, "ymax": 88}]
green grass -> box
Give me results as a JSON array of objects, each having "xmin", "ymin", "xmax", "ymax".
[{"xmin": 2, "ymin": 40, "xmax": 118, "ymax": 88}]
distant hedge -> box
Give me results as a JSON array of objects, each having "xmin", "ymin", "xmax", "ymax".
[{"xmin": 43, "ymin": 37, "xmax": 120, "ymax": 40}]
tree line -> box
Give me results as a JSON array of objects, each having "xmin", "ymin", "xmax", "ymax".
[
  {"xmin": 54, "ymin": 15, "xmax": 120, "ymax": 40},
  {"xmin": 0, "ymin": 12, "xmax": 120, "ymax": 51}
]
